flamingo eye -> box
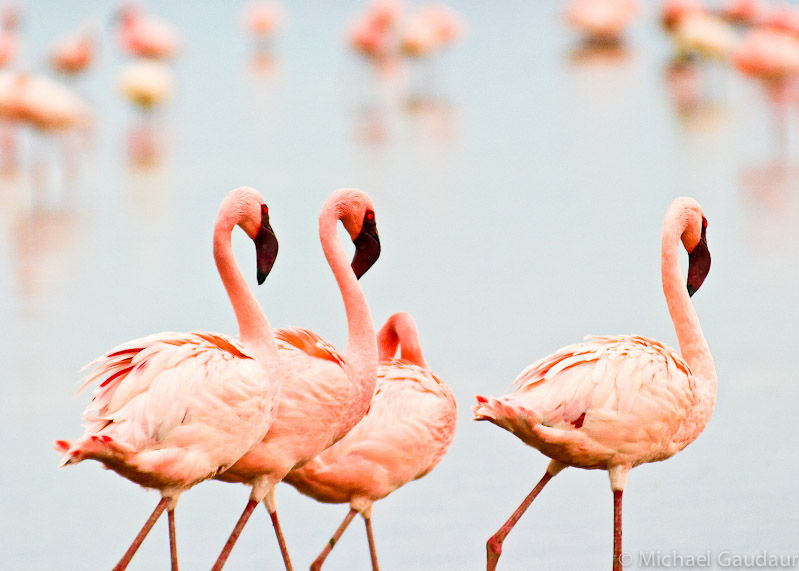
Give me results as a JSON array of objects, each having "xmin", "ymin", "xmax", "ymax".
[
  {"xmin": 261, "ymin": 204, "xmax": 268, "ymax": 215},
  {"xmin": 365, "ymin": 210, "xmax": 374, "ymax": 221},
  {"xmin": 702, "ymin": 216, "xmax": 707, "ymax": 228}
]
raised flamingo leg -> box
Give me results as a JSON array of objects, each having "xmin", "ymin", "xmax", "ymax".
[
  {"xmin": 364, "ymin": 515, "xmax": 380, "ymax": 571},
  {"xmin": 486, "ymin": 470, "xmax": 554, "ymax": 571},
  {"xmin": 211, "ymin": 500, "xmax": 258, "ymax": 571},
  {"xmin": 310, "ymin": 508, "xmax": 357, "ymax": 571},
  {"xmin": 167, "ymin": 507, "xmax": 178, "ymax": 571},
  {"xmin": 112, "ymin": 497, "xmax": 170, "ymax": 571},
  {"xmin": 613, "ymin": 490, "xmax": 623, "ymax": 571},
  {"xmin": 267, "ymin": 505, "xmax": 294, "ymax": 571}
]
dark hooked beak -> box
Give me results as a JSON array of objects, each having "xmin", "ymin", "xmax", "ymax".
[
  {"xmin": 351, "ymin": 211, "xmax": 380, "ymax": 280},
  {"xmin": 255, "ymin": 206, "xmax": 278, "ymax": 285},
  {"xmin": 686, "ymin": 224, "xmax": 710, "ymax": 297}
]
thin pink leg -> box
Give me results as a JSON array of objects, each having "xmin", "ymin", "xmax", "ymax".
[
  {"xmin": 364, "ymin": 515, "xmax": 380, "ymax": 571},
  {"xmin": 613, "ymin": 490, "xmax": 623, "ymax": 571},
  {"xmin": 310, "ymin": 508, "xmax": 357, "ymax": 571},
  {"xmin": 167, "ymin": 508, "xmax": 178, "ymax": 571},
  {"xmin": 486, "ymin": 470, "xmax": 554, "ymax": 571},
  {"xmin": 268, "ymin": 506, "xmax": 294, "ymax": 571},
  {"xmin": 211, "ymin": 499, "xmax": 258, "ymax": 571},
  {"xmin": 112, "ymin": 497, "xmax": 169, "ymax": 571}
]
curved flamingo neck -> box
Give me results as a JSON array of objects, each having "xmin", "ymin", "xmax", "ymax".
[
  {"xmin": 378, "ymin": 313, "xmax": 428, "ymax": 368},
  {"xmin": 213, "ymin": 208, "xmax": 278, "ymax": 363},
  {"xmin": 318, "ymin": 204, "xmax": 377, "ymax": 384},
  {"xmin": 661, "ymin": 212, "xmax": 717, "ymax": 392}
]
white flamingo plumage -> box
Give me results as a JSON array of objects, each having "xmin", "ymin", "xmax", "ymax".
[
  {"xmin": 54, "ymin": 187, "xmax": 282, "ymax": 570},
  {"xmin": 285, "ymin": 311, "xmax": 457, "ymax": 571},
  {"xmin": 473, "ymin": 197, "xmax": 716, "ymax": 571},
  {"xmin": 211, "ymin": 188, "xmax": 382, "ymax": 571}
]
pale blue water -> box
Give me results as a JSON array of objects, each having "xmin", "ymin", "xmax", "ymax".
[{"xmin": 1, "ymin": 1, "xmax": 797, "ymax": 570}]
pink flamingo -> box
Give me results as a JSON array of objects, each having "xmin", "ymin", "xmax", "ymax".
[
  {"xmin": 400, "ymin": 4, "xmax": 464, "ymax": 58},
  {"xmin": 119, "ymin": 60, "xmax": 173, "ymax": 110},
  {"xmin": 721, "ymin": 0, "xmax": 765, "ymax": 27},
  {"xmin": 763, "ymin": 2, "xmax": 799, "ymax": 37},
  {"xmin": 285, "ymin": 311, "xmax": 457, "ymax": 571},
  {"xmin": 242, "ymin": 1, "xmax": 285, "ymax": 44},
  {"xmin": 661, "ymin": 0, "xmax": 706, "ymax": 34},
  {"xmin": 117, "ymin": 4, "xmax": 180, "ymax": 60},
  {"xmin": 473, "ymin": 197, "xmax": 716, "ymax": 571},
  {"xmin": 211, "ymin": 188, "xmax": 382, "ymax": 571},
  {"xmin": 54, "ymin": 187, "xmax": 282, "ymax": 570},
  {"xmin": 49, "ymin": 25, "xmax": 95, "ymax": 76},
  {"xmin": 349, "ymin": 0, "xmax": 403, "ymax": 60},
  {"xmin": 564, "ymin": 0, "xmax": 638, "ymax": 45},
  {"xmin": 0, "ymin": 70, "xmax": 91, "ymax": 131}
]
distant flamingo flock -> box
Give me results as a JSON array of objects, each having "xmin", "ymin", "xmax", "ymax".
[{"xmin": 5, "ymin": 1, "xmax": 729, "ymax": 570}]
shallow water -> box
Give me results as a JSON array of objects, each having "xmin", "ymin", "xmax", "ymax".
[{"xmin": 1, "ymin": 2, "xmax": 798, "ymax": 570}]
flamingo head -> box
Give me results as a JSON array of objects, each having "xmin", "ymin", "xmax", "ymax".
[
  {"xmin": 223, "ymin": 186, "xmax": 279, "ymax": 285},
  {"xmin": 678, "ymin": 198, "xmax": 711, "ymax": 297},
  {"xmin": 327, "ymin": 188, "xmax": 381, "ymax": 280}
]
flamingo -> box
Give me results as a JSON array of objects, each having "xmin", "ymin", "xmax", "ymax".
[
  {"xmin": 349, "ymin": 0, "xmax": 403, "ymax": 60},
  {"xmin": 119, "ymin": 60, "xmax": 173, "ymax": 110},
  {"xmin": 49, "ymin": 25, "xmax": 96, "ymax": 76},
  {"xmin": 721, "ymin": 0, "xmax": 765, "ymax": 27},
  {"xmin": 242, "ymin": 1, "xmax": 285, "ymax": 44},
  {"xmin": 564, "ymin": 0, "xmax": 638, "ymax": 46},
  {"xmin": 672, "ymin": 11, "xmax": 738, "ymax": 61},
  {"xmin": 473, "ymin": 197, "xmax": 716, "ymax": 571},
  {"xmin": 116, "ymin": 3, "xmax": 180, "ymax": 60},
  {"xmin": 285, "ymin": 311, "xmax": 457, "ymax": 571},
  {"xmin": 661, "ymin": 0, "xmax": 706, "ymax": 34},
  {"xmin": 211, "ymin": 188, "xmax": 382, "ymax": 571},
  {"xmin": 54, "ymin": 186, "xmax": 282, "ymax": 570},
  {"xmin": 400, "ymin": 4, "xmax": 464, "ymax": 58},
  {"xmin": 0, "ymin": 70, "xmax": 91, "ymax": 131}
]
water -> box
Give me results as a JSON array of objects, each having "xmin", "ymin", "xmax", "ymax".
[{"xmin": 1, "ymin": 1, "xmax": 798, "ymax": 569}]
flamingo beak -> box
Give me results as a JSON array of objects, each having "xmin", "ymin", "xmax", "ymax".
[
  {"xmin": 686, "ymin": 224, "xmax": 710, "ymax": 297},
  {"xmin": 351, "ymin": 211, "xmax": 380, "ymax": 280},
  {"xmin": 255, "ymin": 207, "xmax": 278, "ymax": 285}
]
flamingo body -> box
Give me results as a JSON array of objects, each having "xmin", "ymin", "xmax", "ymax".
[
  {"xmin": 50, "ymin": 29, "xmax": 94, "ymax": 75},
  {"xmin": 55, "ymin": 331, "xmax": 278, "ymax": 489},
  {"xmin": 0, "ymin": 71, "xmax": 91, "ymax": 131},
  {"xmin": 285, "ymin": 311, "xmax": 456, "ymax": 570},
  {"xmin": 118, "ymin": 6, "xmax": 180, "ymax": 60},
  {"xmin": 734, "ymin": 27, "xmax": 799, "ymax": 83},
  {"xmin": 565, "ymin": 0, "xmax": 638, "ymax": 44},
  {"xmin": 474, "ymin": 334, "xmax": 706, "ymax": 472},
  {"xmin": 119, "ymin": 61, "xmax": 173, "ymax": 109}
]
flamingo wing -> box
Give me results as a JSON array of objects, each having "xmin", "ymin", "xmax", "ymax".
[
  {"xmin": 288, "ymin": 360, "xmax": 457, "ymax": 501},
  {"xmin": 474, "ymin": 335, "xmax": 699, "ymax": 468},
  {"xmin": 63, "ymin": 331, "xmax": 277, "ymax": 485},
  {"xmin": 275, "ymin": 327, "xmax": 345, "ymax": 366}
]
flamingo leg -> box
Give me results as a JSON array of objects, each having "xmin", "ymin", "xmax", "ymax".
[
  {"xmin": 112, "ymin": 497, "xmax": 170, "ymax": 571},
  {"xmin": 167, "ymin": 507, "xmax": 178, "ymax": 571},
  {"xmin": 364, "ymin": 514, "xmax": 380, "ymax": 571},
  {"xmin": 211, "ymin": 499, "xmax": 258, "ymax": 571},
  {"xmin": 310, "ymin": 508, "xmax": 357, "ymax": 571},
  {"xmin": 613, "ymin": 490, "xmax": 623, "ymax": 571},
  {"xmin": 266, "ymin": 504, "xmax": 294, "ymax": 571},
  {"xmin": 486, "ymin": 470, "xmax": 554, "ymax": 571}
]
